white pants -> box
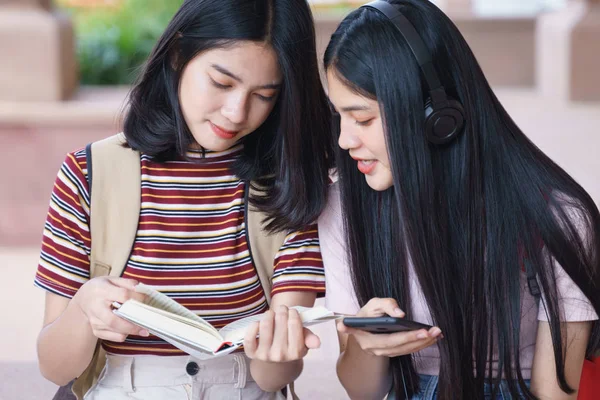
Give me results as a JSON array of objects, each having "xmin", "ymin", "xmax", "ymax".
[{"xmin": 83, "ymin": 353, "xmax": 287, "ymax": 400}]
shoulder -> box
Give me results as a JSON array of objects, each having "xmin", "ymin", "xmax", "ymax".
[
  {"xmin": 318, "ymin": 182, "xmax": 344, "ymax": 254},
  {"xmin": 318, "ymin": 182, "xmax": 342, "ymax": 226},
  {"xmin": 56, "ymin": 148, "xmax": 90, "ymax": 192}
]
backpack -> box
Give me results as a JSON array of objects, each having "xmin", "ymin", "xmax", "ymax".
[{"xmin": 53, "ymin": 134, "xmax": 295, "ymax": 399}]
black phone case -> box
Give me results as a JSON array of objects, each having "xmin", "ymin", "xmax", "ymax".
[{"xmin": 342, "ymin": 317, "xmax": 432, "ymax": 334}]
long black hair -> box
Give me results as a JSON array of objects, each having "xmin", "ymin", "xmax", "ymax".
[
  {"xmin": 324, "ymin": 0, "xmax": 600, "ymax": 398},
  {"xmin": 123, "ymin": 0, "xmax": 333, "ymax": 232}
]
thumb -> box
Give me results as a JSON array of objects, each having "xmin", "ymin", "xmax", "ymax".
[
  {"xmin": 377, "ymin": 298, "xmax": 405, "ymax": 318},
  {"xmin": 303, "ymin": 328, "xmax": 321, "ymax": 349}
]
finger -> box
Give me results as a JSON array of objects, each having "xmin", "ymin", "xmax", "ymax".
[
  {"xmin": 105, "ymin": 285, "xmax": 145, "ymax": 304},
  {"xmin": 381, "ymin": 337, "xmax": 439, "ymax": 357},
  {"xmin": 428, "ymin": 327, "xmax": 443, "ymax": 338},
  {"xmin": 107, "ymin": 277, "xmax": 139, "ymax": 291},
  {"xmin": 110, "ymin": 317, "xmax": 145, "ymax": 336},
  {"xmin": 373, "ymin": 298, "xmax": 405, "ymax": 318},
  {"xmin": 91, "ymin": 321, "xmax": 148, "ymax": 340},
  {"xmin": 130, "ymin": 292, "xmax": 148, "ymax": 304},
  {"xmin": 93, "ymin": 329, "xmax": 128, "ymax": 342},
  {"xmin": 391, "ymin": 329, "xmax": 432, "ymax": 344},
  {"xmin": 303, "ymin": 328, "xmax": 321, "ymax": 349},
  {"xmin": 99, "ymin": 307, "xmax": 145, "ymax": 335},
  {"xmin": 287, "ymin": 309, "xmax": 307, "ymax": 357},
  {"xmin": 359, "ymin": 329, "xmax": 431, "ymax": 351},
  {"xmin": 272, "ymin": 306, "xmax": 289, "ymax": 352},
  {"xmin": 257, "ymin": 310, "xmax": 275, "ymax": 355},
  {"xmin": 99, "ymin": 303, "xmax": 148, "ymax": 336},
  {"xmin": 366, "ymin": 332, "xmax": 439, "ymax": 357},
  {"xmin": 105, "ymin": 286, "xmax": 137, "ymax": 306},
  {"xmin": 243, "ymin": 321, "xmax": 260, "ymax": 358},
  {"xmin": 360, "ymin": 298, "xmax": 404, "ymax": 318}
]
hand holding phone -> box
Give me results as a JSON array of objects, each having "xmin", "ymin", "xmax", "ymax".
[{"xmin": 337, "ymin": 298, "xmax": 442, "ymax": 358}]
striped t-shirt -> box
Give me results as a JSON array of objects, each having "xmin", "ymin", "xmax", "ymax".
[{"xmin": 34, "ymin": 143, "xmax": 325, "ymax": 356}]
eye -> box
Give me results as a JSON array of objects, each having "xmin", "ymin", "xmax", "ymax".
[
  {"xmin": 210, "ymin": 77, "xmax": 231, "ymax": 89},
  {"xmin": 255, "ymin": 93, "xmax": 276, "ymax": 102},
  {"xmin": 355, "ymin": 119, "xmax": 374, "ymax": 126}
]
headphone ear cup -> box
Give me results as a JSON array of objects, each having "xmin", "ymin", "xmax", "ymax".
[
  {"xmin": 424, "ymin": 97, "xmax": 435, "ymax": 123},
  {"xmin": 424, "ymin": 97, "xmax": 466, "ymax": 145}
]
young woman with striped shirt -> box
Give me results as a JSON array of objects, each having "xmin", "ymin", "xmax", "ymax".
[{"xmin": 34, "ymin": 1, "xmax": 334, "ymax": 398}]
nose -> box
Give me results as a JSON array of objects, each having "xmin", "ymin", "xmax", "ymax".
[
  {"xmin": 221, "ymin": 93, "xmax": 249, "ymax": 125},
  {"xmin": 338, "ymin": 123, "xmax": 361, "ymax": 151}
]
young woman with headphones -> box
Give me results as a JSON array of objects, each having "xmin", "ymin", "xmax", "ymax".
[{"xmin": 319, "ymin": 0, "xmax": 600, "ymax": 398}]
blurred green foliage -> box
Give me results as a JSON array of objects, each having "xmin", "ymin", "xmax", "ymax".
[
  {"xmin": 59, "ymin": 0, "xmax": 183, "ymax": 85},
  {"xmin": 59, "ymin": 0, "xmax": 356, "ymax": 85}
]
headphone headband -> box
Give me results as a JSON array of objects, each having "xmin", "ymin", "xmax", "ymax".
[
  {"xmin": 361, "ymin": 1, "xmax": 445, "ymax": 103},
  {"xmin": 359, "ymin": 1, "xmax": 466, "ymax": 145}
]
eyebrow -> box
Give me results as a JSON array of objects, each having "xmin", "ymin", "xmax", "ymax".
[
  {"xmin": 211, "ymin": 64, "xmax": 281, "ymax": 90},
  {"xmin": 340, "ymin": 105, "xmax": 371, "ymax": 112}
]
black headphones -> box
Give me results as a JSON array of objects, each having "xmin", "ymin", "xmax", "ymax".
[{"xmin": 361, "ymin": 1, "xmax": 466, "ymax": 145}]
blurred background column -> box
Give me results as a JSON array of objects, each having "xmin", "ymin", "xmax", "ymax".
[
  {"xmin": 439, "ymin": 0, "xmax": 473, "ymax": 14},
  {"xmin": 0, "ymin": 0, "xmax": 78, "ymax": 101},
  {"xmin": 440, "ymin": 0, "xmax": 536, "ymax": 87},
  {"xmin": 538, "ymin": 0, "xmax": 600, "ymax": 102}
]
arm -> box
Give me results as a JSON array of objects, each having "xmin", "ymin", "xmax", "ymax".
[
  {"xmin": 244, "ymin": 222, "xmax": 325, "ymax": 391},
  {"xmin": 37, "ymin": 278, "xmax": 147, "ymax": 385},
  {"xmin": 245, "ymin": 291, "xmax": 319, "ymax": 392},
  {"xmin": 37, "ymin": 292, "xmax": 97, "ymax": 385},
  {"xmin": 336, "ymin": 331, "xmax": 392, "ymax": 400},
  {"xmin": 335, "ymin": 298, "xmax": 441, "ymax": 400},
  {"xmin": 35, "ymin": 153, "xmax": 147, "ymax": 384},
  {"xmin": 530, "ymin": 321, "xmax": 592, "ymax": 400}
]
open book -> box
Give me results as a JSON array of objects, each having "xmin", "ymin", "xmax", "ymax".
[{"xmin": 113, "ymin": 283, "xmax": 341, "ymax": 359}]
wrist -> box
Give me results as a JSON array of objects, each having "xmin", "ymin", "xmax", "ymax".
[
  {"xmin": 250, "ymin": 358, "xmax": 302, "ymax": 392},
  {"xmin": 347, "ymin": 335, "xmax": 390, "ymax": 363},
  {"xmin": 69, "ymin": 291, "xmax": 90, "ymax": 324}
]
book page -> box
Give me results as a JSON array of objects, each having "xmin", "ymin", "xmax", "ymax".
[
  {"xmin": 220, "ymin": 305, "xmax": 340, "ymax": 343},
  {"xmin": 219, "ymin": 313, "xmax": 266, "ymax": 344},
  {"xmin": 134, "ymin": 283, "xmax": 219, "ymax": 336},
  {"xmin": 125, "ymin": 301, "xmax": 222, "ymax": 338},
  {"xmin": 149, "ymin": 327, "xmax": 238, "ymax": 359},
  {"xmin": 115, "ymin": 300, "xmax": 223, "ymax": 352}
]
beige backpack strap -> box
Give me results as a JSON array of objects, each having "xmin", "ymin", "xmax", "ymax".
[
  {"xmin": 245, "ymin": 181, "xmax": 288, "ymax": 306},
  {"xmin": 71, "ymin": 133, "xmax": 141, "ymax": 400},
  {"xmin": 245, "ymin": 182, "xmax": 300, "ymax": 399},
  {"xmin": 87, "ymin": 133, "xmax": 141, "ymax": 278}
]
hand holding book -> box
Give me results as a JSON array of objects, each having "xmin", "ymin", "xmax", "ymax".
[
  {"xmin": 72, "ymin": 277, "xmax": 150, "ymax": 342},
  {"xmin": 243, "ymin": 305, "xmax": 322, "ymax": 363},
  {"xmin": 112, "ymin": 283, "xmax": 343, "ymax": 360}
]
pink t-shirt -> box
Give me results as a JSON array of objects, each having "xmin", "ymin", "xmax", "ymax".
[{"xmin": 319, "ymin": 183, "xmax": 598, "ymax": 378}]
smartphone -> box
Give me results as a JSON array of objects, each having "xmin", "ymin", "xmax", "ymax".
[{"xmin": 343, "ymin": 317, "xmax": 432, "ymax": 334}]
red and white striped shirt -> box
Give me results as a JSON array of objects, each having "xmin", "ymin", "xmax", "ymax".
[{"xmin": 34, "ymin": 143, "xmax": 325, "ymax": 356}]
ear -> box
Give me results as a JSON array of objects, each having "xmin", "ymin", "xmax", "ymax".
[{"xmin": 169, "ymin": 32, "xmax": 184, "ymax": 71}]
